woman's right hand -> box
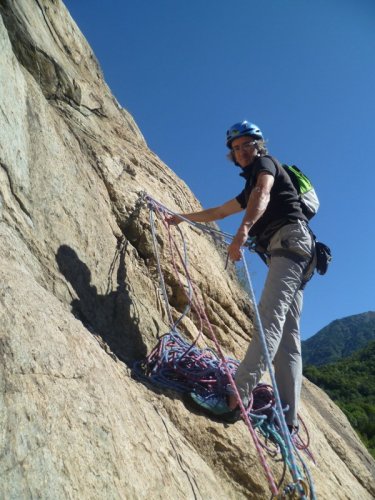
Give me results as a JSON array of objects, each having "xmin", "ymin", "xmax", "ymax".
[{"xmin": 165, "ymin": 213, "xmax": 183, "ymax": 225}]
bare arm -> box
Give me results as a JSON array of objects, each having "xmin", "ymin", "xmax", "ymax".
[
  {"xmin": 228, "ymin": 172, "xmax": 274, "ymax": 261},
  {"xmin": 239, "ymin": 172, "xmax": 274, "ymax": 231},
  {"xmin": 167, "ymin": 198, "xmax": 243, "ymax": 225}
]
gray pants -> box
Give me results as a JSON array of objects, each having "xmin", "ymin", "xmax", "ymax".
[{"xmin": 235, "ymin": 220, "xmax": 314, "ymax": 426}]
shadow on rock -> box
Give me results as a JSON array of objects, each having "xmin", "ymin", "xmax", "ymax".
[{"xmin": 56, "ymin": 241, "xmax": 147, "ymax": 366}]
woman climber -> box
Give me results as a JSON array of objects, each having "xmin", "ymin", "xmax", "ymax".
[{"xmin": 166, "ymin": 120, "xmax": 315, "ymax": 431}]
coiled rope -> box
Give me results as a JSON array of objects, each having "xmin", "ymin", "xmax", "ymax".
[{"xmin": 134, "ymin": 192, "xmax": 316, "ymax": 499}]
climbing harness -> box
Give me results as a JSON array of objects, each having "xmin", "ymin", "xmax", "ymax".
[{"xmin": 133, "ymin": 192, "xmax": 317, "ymax": 499}]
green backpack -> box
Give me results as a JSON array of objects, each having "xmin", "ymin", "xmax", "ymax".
[
  {"xmin": 283, "ymin": 164, "xmax": 320, "ymax": 220},
  {"xmin": 283, "ymin": 165, "xmax": 332, "ymax": 274}
]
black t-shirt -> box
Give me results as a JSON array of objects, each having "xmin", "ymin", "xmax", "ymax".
[{"xmin": 235, "ymin": 155, "xmax": 307, "ymax": 247}]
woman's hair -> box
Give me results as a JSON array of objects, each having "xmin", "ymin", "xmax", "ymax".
[
  {"xmin": 254, "ymin": 139, "xmax": 268, "ymax": 155},
  {"xmin": 226, "ymin": 139, "xmax": 268, "ymax": 165}
]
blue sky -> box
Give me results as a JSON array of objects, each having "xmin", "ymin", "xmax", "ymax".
[{"xmin": 64, "ymin": 0, "xmax": 375, "ymax": 340}]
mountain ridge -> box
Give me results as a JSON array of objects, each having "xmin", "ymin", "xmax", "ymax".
[{"xmin": 302, "ymin": 311, "xmax": 375, "ymax": 366}]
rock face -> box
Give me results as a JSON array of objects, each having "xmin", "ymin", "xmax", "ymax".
[{"xmin": 0, "ymin": 1, "xmax": 374, "ymax": 499}]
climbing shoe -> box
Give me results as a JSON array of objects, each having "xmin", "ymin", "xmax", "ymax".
[
  {"xmin": 287, "ymin": 424, "xmax": 299, "ymax": 436},
  {"xmin": 189, "ymin": 392, "xmax": 241, "ymax": 423}
]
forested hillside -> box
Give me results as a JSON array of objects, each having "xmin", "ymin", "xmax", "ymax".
[
  {"xmin": 302, "ymin": 311, "xmax": 375, "ymax": 366},
  {"xmin": 304, "ymin": 340, "xmax": 375, "ymax": 458}
]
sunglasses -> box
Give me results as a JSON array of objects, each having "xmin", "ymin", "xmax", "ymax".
[{"xmin": 232, "ymin": 141, "xmax": 257, "ymax": 153}]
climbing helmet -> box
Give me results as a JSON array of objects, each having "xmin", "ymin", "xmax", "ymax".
[{"xmin": 226, "ymin": 120, "xmax": 263, "ymax": 148}]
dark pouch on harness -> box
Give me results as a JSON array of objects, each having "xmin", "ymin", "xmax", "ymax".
[{"xmin": 315, "ymin": 241, "xmax": 332, "ymax": 275}]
